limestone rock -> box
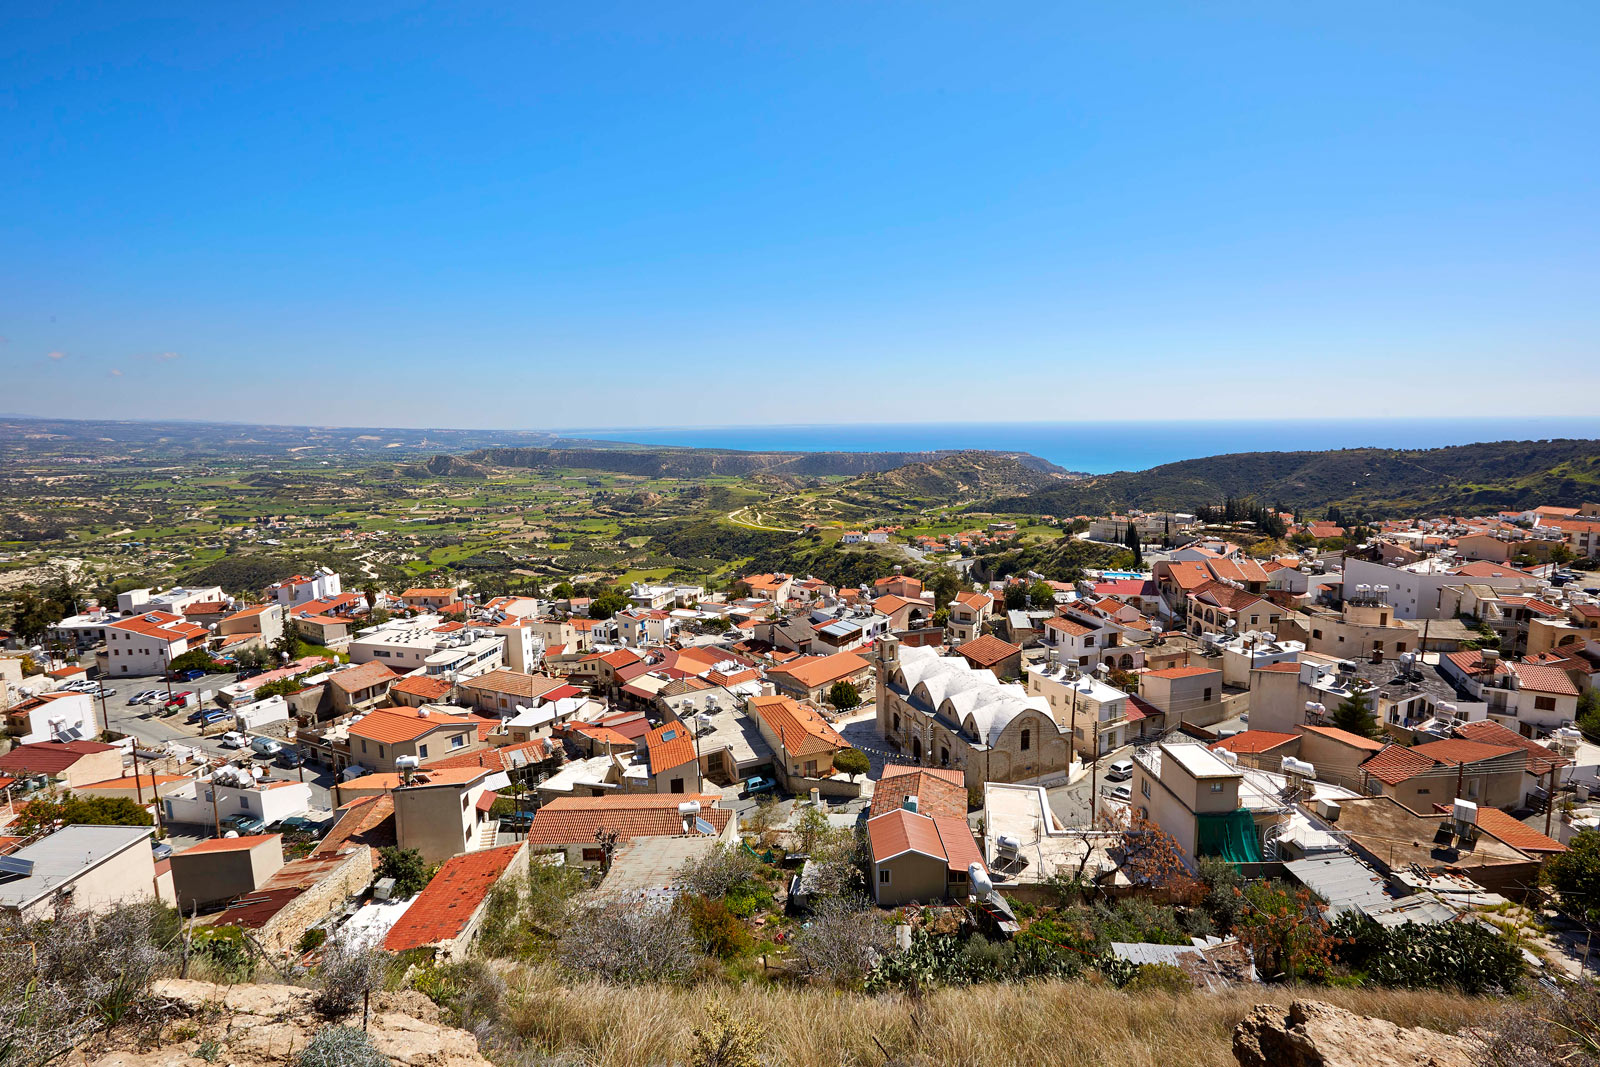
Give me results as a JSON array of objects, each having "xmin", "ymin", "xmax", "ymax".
[
  {"xmin": 1233, "ymin": 999, "xmax": 1481, "ymax": 1067},
  {"xmin": 80, "ymin": 980, "xmax": 491, "ymax": 1067}
]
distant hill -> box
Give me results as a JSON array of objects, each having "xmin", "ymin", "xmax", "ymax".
[
  {"xmin": 824, "ymin": 452, "xmax": 1068, "ymax": 509},
  {"xmin": 398, "ymin": 454, "xmax": 489, "ymax": 480},
  {"xmin": 991, "ymin": 438, "xmax": 1600, "ymax": 517},
  {"xmin": 467, "ymin": 445, "xmax": 1068, "ymax": 480}
]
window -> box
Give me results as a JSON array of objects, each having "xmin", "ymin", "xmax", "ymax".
[
  {"xmin": 879, "ymin": 868, "xmax": 891, "ymax": 885},
  {"xmin": 1020, "ymin": 729, "xmax": 1031, "ymax": 751},
  {"xmin": 1141, "ymin": 780, "xmax": 1151, "ymax": 798},
  {"xmin": 1417, "ymin": 788, "xmax": 1431, "ymax": 795},
  {"xmin": 950, "ymin": 869, "xmax": 966, "ymax": 884},
  {"xmin": 361, "ymin": 740, "xmax": 367, "ymax": 753},
  {"xmin": 1535, "ymin": 696, "xmax": 1557, "ymax": 711},
  {"xmin": 452, "ymin": 734, "xmax": 465, "ymax": 748},
  {"xmin": 418, "ymin": 744, "xmax": 429, "ymax": 759},
  {"xmin": 1203, "ymin": 688, "xmax": 1213, "ymax": 702},
  {"xmin": 1209, "ymin": 782, "xmax": 1224, "ymax": 793},
  {"xmin": 239, "ymin": 796, "xmax": 250, "ymax": 809},
  {"xmin": 670, "ymin": 778, "xmax": 684, "ymax": 793},
  {"xmin": 1313, "ymin": 629, "xmax": 1323, "ymax": 640},
  {"xmin": 378, "ymin": 744, "xmax": 386, "ymax": 758},
  {"xmin": 582, "ymin": 847, "xmax": 604, "ymax": 863},
  {"xmin": 892, "ymin": 713, "xmax": 900, "ymax": 732}
]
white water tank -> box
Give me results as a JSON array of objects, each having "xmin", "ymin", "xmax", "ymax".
[
  {"xmin": 677, "ymin": 800, "xmax": 701, "ymax": 816},
  {"xmin": 968, "ymin": 863, "xmax": 994, "ymax": 895},
  {"xmin": 1281, "ymin": 757, "xmax": 1316, "ymax": 778}
]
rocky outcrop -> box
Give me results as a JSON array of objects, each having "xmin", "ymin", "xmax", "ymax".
[
  {"xmin": 82, "ymin": 979, "xmax": 493, "ymax": 1067},
  {"xmin": 1233, "ymin": 999, "xmax": 1481, "ymax": 1067}
]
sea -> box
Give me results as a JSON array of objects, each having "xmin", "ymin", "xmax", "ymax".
[{"xmin": 559, "ymin": 418, "xmax": 1600, "ymax": 476}]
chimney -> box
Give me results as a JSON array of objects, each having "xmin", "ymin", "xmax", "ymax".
[{"xmin": 903, "ymin": 794, "xmax": 919, "ymax": 814}]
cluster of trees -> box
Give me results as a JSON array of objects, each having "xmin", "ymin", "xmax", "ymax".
[
  {"xmin": 13, "ymin": 792, "xmax": 154, "ymax": 835},
  {"xmin": 1194, "ymin": 497, "xmax": 1289, "ymax": 539}
]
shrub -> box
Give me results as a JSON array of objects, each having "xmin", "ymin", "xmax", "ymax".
[
  {"xmin": 789, "ymin": 896, "xmax": 893, "ymax": 987},
  {"xmin": 376, "ymin": 846, "xmax": 431, "ymax": 898},
  {"xmin": 688, "ymin": 1001, "xmax": 764, "ymax": 1067},
  {"xmin": 1478, "ymin": 978, "xmax": 1600, "ymax": 1065},
  {"xmin": 298, "ymin": 928, "xmax": 328, "ymax": 954},
  {"xmin": 559, "ymin": 900, "xmax": 699, "ymax": 982},
  {"xmin": 678, "ymin": 845, "xmax": 763, "ymax": 900},
  {"xmin": 1123, "ymin": 961, "xmax": 1192, "ymax": 994},
  {"xmin": 683, "ymin": 896, "xmax": 753, "ymax": 960},
  {"xmin": 1330, "ymin": 913, "xmax": 1522, "ymax": 993},
  {"xmin": 311, "ymin": 937, "xmax": 389, "ymax": 1020},
  {"xmin": 299, "ymin": 1026, "xmax": 388, "ymax": 1067}
]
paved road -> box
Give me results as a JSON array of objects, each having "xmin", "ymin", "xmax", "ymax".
[{"xmin": 95, "ymin": 670, "xmax": 336, "ymax": 814}]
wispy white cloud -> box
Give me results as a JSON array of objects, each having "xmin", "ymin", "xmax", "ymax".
[
  {"xmin": 108, "ymin": 368, "xmax": 123, "ymax": 377},
  {"xmin": 134, "ymin": 350, "xmax": 182, "ymax": 362},
  {"xmin": 47, "ymin": 350, "xmax": 67, "ymax": 361}
]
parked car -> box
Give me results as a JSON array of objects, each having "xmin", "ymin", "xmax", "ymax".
[
  {"xmin": 182, "ymin": 668, "xmax": 206, "ymax": 681},
  {"xmin": 221, "ymin": 814, "xmax": 266, "ymax": 834},
  {"xmin": 236, "ymin": 668, "xmax": 263, "ymax": 682},
  {"xmin": 150, "ymin": 841, "xmax": 174, "ymax": 861},
  {"xmin": 200, "ymin": 709, "xmax": 230, "ymax": 726},
  {"xmin": 1109, "ymin": 783, "xmax": 1133, "ymax": 803},
  {"xmin": 250, "ymin": 736, "xmax": 283, "ymax": 757},
  {"xmin": 1106, "ymin": 759, "xmax": 1134, "ymax": 782},
  {"xmin": 166, "ymin": 691, "xmax": 195, "ymax": 709},
  {"xmin": 274, "ymin": 814, "xmax": 323, "ymax": 836},
  {"xmin": 743, "ymin": 775, "xmax": 776, "ymax": 796},
  {"xmin": 275, "ymin": 750, "xmax": 303, "ymax": 768},
  {"xmin": 220, "ymin": 731, "xmax": 249, "ymax": 748}
]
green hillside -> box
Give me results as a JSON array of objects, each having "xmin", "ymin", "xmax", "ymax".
[{"xmin": 991, "ymin": 438, "xmax": 1600, "ymax": 517}]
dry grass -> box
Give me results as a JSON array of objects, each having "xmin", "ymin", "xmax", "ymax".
[{"xmin": 485, "ymin": 964, "xmax": 1493, "ymax": 1067}]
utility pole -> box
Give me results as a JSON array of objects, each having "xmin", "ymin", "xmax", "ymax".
[
  {"xmin": 209, "ymin": 769, "xmax": 223, "ymax": 838},
  {"xmin": 1545, "ymin": 764, "xmax": 1557, "ymax": 839}
]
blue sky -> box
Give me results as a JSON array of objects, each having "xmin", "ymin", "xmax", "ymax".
[{"xmin": 4, "ymin": 2, "xmax": 1597, "ymax": 428}]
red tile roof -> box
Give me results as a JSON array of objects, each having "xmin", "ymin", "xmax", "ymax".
[
  {"xmin": 750, "ymin": 694, "xmax": 845, "ymax": 758},
  {"xmin": 955, "ymin": 634, "xmax": 1022, "ymax": 668},
  {"xmin": 870, "ymin": 766, "xmax": 967, "ymax": 820},
  {"xmin": 349, "ymin": 706, "xmax": 478, "ymax": 744},
  {"xmin": 1452, "ymin": 719, "xmax": 1568, "ymax": 776},
  {"xmin": 178, "ymin": 834, "xmax": 281, "ymax": 855},
  {"xmin": 383, "ymin": 843, "xmax": 525, "ymax": 952},
  {"xmin": 1510, "ymin": 662, "xmax": 1580, "ymax": 697},
  {"xmin": 1298, "ymin": 724, "xmax": 1386, "ymax": 752},
  {"xmin": 523, "ymin": 797, "xmax": 732, "ymax": 846},
  {"xmin": 644, "ymin": 721, "xmax": 698, "ymax": 774},
  {"xmin": 1410, "ymin": 738, "xmax": 1524, "ymax": 767},
  {"xmin": 1144, "ymin": 666, "xmax": 1219, "ymax": 680},
  {"xmin": 1208, "ymin": 731, "xmax": 1299, "ymax": 755},
  {"xmin": 767, "ymin": 651, "xmax": 871, "ymax": 690},
  {"xmin": 867, "ymin": 808, "xmax": 985, "ymax": 873},
  {"xmin": 1362, "ymin": 745, "xmax": 1439, "ymax": 785},
  {"xmin": 1474, "ymin": 807, "xmax": 1566, "ymax": 854},
  {"xmin": 0, "ymin": 739, "xmax": 119, "ymax": 775}
]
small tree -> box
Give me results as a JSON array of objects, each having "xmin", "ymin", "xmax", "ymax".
[
  {"xmin": 1028, "ymin": 579, "xmax": 1058, "ymax": 609},
  {"xmin": 827, "ymin": 680, "xmax": 861, "ymax": 710},
  {"xmin": 832, "ymin": 748, "xmax": 870, "ymax": 778},
  {"xmin": 1577, "ymin": 688, "xmax": 1600, "ymax": 744},
  {"xmin": 560, "ymin": 899, "xmax": 698, "ymax": 982},
  {"xmin": 1330, "ymin": 689, "xmax": 1380, "ymax": 739},
  {"xmin": 1544, "ymin": 829, "xmax": 1600, "ymax": 924},
  {"xmin": 274, "ymin": 623, "xmax": 303, "ymax": 662},
  {"xmin": 376, "ymin": 846, "xmax": 430, "ymax": 897}
]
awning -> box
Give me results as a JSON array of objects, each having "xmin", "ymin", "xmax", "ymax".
[{"xmin": 1196, "ymin": 809, "xmax": 1262, "ymax": 864}]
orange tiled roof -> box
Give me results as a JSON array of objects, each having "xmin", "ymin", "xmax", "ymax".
[
  {"xmin": 1362, "ymin": 745, "xmax": 1438, "ymax": 785},
  {"xmin": 768, "ymin": 651, "xmax": 870, "ymax": 690},
  {"xmin": 956, "ymin": 634, "xmax": 1022, "ymax": 668},
  {"xmin": 383, "ymin": 843, "xmax": 525, "ymax": 951},
  {"xmin": 750, "ymin": 694, "xmax": 845, "ymax": 758},
  {"xmin": 1208, "ymin": 731, "xmax": 1299, "ymax": 755},
  {"xmin": 349, "ymin": 706, "xmax": 478, "ymax": 744},
  {"xmin": 644, "ymin": 721, "xmax": 698, "ymax": 774},
  {"xmin": 1297, "ymin": 724, "xmax": 1386, "ymax": 752},
  {"xmin": 178, "ymin": 834, "xmax": 280, "ymax": 855},
  {"xmin": 523, "ymin": 797, "xmax": 732, "ymax": 846},
  {"xmin": 1144, "ymin": 666, "xmax": 1218, "ymax": 680},
  {"xmin": 1475, "ymin": 807, "xmax": 1566, "ymax": 854},
  {"xmin": 867, "ymin": 808, "xmax": 984, "ymax": 873}
]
